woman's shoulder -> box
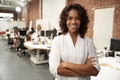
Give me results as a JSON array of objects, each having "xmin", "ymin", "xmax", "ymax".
[
  {"xmin": 84, "ymin": 36, "xmax": 91, "ymax": 40},
  {"xmin": 83, "ymin": 36, "xmax": 95, "ymax": 46},
  {"xmin": 83, "ymin": 36, "xmax": 93, "ymax": 42},
  {"xmin": 52, "ymin": 35, "xmax": 65, "ymax": 44},
  {"xmin": 53, "ymin": 35, "xmax": 64, "ymax": 41}
]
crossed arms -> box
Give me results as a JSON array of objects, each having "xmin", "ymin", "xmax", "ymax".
[{"xmin": 57, "ymin": 57, "xmax": 99, "ymax": 77}]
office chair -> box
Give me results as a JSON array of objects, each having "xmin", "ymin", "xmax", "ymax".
[
  {"xmin": 17, "ymin": 37, "xmax": 29, "ymax": 57},
  {"xmin": 6, "ymin": 34, "xmax": 14, "ymax": 50}
]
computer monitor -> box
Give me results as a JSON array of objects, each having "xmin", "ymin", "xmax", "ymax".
[
  {"xmin": 41, "ymin": 30, "xmax": 52, "ymax": 37},
  {"xmin": 46, "ymin": 30, "xmax": 52, "ymax": 37},
  {"xmin": 110, "ymin": 38, "xmax": 120, "ymax": 51},
  {"xmin": 41, "ymin": 31, "xmax": 45, "ymax": 36}
]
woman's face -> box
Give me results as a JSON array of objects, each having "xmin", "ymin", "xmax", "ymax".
[
  {"xmin": 37, "ymin": 26, "xmax": 41, "ymax": 31},
  {"xmin": 66, "ymin": 9, "xmax": 81, "ymax": 34},
  {"xmin": 14, "ymin": 29, "xmax": 18, "ymax": 32}
]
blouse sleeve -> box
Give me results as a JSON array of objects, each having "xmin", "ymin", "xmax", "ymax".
[
  {"xmin": 49, "ymin": 37, "xmax": 61, "ymax": 77},
  {"xmin": 87, "ymin": 39, "xmax": 100, "ymax": 71}
]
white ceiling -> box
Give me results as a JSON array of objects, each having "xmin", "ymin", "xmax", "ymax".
[{"xmin": 0, "ymin": 0, "xmax": 32, "ymax": 10}]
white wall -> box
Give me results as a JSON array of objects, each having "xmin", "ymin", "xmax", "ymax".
[
  {"xmin": 0, "ymin": 21, "xmax": 26, "ymax": 31},
  {"xmin": 93, "ymin": 7, "xmax": 115, "ymax": 50},
  {"xmin": 42, "ymin": 0, "xmax": 65, "ymax": 30},
  {"xmin": 36, "ymin": 19, "xmax": 49, "ymax": 30}
]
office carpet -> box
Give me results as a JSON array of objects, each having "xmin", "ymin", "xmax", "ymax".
[{"xmin": 0, "ymin": 37, "xmax": 54, "ymax": 80}]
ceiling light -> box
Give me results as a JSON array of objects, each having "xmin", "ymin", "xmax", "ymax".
[{"xmin": 16, "ymin": 7, "xmax": 21, "ymax": 12}]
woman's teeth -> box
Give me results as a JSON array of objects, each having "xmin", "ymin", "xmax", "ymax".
[{"xmin": 71, "ymin": 25, "xmax": 76, "ymax": 28}]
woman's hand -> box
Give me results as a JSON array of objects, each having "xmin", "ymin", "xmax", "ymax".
[
  {"xmin": 59, "ymin": 61, "xmax": 68, "ymax": 68},
  {"xmin": 85, "ymin": 57, "xmax": 97, "ymax": 65}
]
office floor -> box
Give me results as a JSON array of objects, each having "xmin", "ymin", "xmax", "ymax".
[{"xmin": 0, "ymin": 37, "xmax": 54, "ymax": 80}]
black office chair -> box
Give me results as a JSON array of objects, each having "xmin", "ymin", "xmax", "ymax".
[
  {"xmin": 52, "ymin": 28, "xmax": 57, "ymax": 39},
  {"xmin": 17, "ymin": 37, "xmax": 29, "ymax": 57},
  {"xmin": 7, "ymin": 34, "xmax": 14, "ymax": 50},
  {"xmin": 7, "ymin": 34, "xmax": 12, "ymax": 44}
]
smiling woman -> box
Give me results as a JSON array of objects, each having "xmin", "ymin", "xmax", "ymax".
[{"xmin": 49, "ymin": 3, "xmax": 100, "ymax": 80}]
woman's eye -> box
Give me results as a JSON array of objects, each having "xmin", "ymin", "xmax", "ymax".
[
  {"xmin": 67, "ymin": 17, "xmax": 80, "ymax": 21},
  {"xmin": 67, "ymin": 17, "xmax": 72, "ymax": 21},
  {"xmin": 76, "ymin": 17, "xmax": 80, "ymax": 20}
]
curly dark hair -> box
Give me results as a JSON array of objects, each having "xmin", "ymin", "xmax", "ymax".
[{"xmin": 59, "ymin": 4, "xmax": 89, "ymax": 38}]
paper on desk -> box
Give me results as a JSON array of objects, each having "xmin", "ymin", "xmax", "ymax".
[{"xmin": 99, "ymin": 57, "xmax": 120, "ymax": 70}]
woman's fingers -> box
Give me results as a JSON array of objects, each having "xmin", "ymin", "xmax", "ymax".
[{"xmin": 86, "ymin": 57, "xmax": 97, "ymax": 65}]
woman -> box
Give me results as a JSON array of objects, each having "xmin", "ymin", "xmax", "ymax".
[
  {"xmin": 36, "ymin": 24, "xmax": 42, "ymax": 36},
  {"xmin": 31, "ymin": 24, "xmax": 42, "ymax": 41},
  {"xmin": 13, "ymin": 27, "xmax": 20, "ymax": 49},
  {"xmin": 49, "ymin": 4, "xmax": 100, "ymax": 80}
]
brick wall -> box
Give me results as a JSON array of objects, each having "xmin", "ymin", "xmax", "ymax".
[
  {"xmin": 28, "ymin": 0, "xmax": 39, "ymax": 29},
  {"xmin": 21, "ymin": 0, "xmax": 42, "ymax": 29},
  {"xmin": 68, "ymin": 0, "xmax": 120, "ymax": 39}
]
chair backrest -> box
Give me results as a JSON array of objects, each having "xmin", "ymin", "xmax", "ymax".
[
  {"xmin": 19, "ymin": 29, "xmax": 27, "ymax": 36},
  {"xmin": 18, "ymin": 37, "xmax": 26, "ymax": 49},
  {"xmin": 7, "ymin": 34, "xmax": 13, "ymax": 45},
  {"xmin": 7, "ymin": 34, "xmax": 10, "ymax": 38}
]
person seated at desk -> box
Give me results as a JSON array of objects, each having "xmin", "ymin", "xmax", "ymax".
[
  {"xmin": 31, "ymin": 24, "xmax": 42, "ymax": 42},
  {"xmin": 25, "ymin": 31, "xmax": 40, "ymax": 55},
  {"xmin": 13, "ymin": 27, "xmax": 20, "ymax": 49},
  {"xmin": 6, "ymin": 29, "xmax": 10, "ymax": 35},
  {"xmin": 24, "ymin": 31, "xmax": 33, "ymax": 42},
  {"xmin": 36, "ymin": 24, "xmax": 42, "ymax": 36},
  {"xmin": 27, "ymin": 27, "xmax": 35, "ymax": 34}
]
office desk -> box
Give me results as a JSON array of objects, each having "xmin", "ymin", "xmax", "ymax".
[
  {"xmin": 24, "ymin": 41, "xmax": 51, "ymax": 64},
  {"xmin": 91, "ymin": 57, "xmax": 120, "ymax": 80}
]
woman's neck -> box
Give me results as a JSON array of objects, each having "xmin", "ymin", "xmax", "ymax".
[
  {"xmin": 69, "ymin": 32, "xmax": 78, "ymax": 46},
  {"xmin": 69, "ymin": 31, "xmax": 78, "ymax": 38}
]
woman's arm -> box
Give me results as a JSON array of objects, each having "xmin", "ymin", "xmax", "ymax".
[
  {"xmin": 57, "ymin": 64, "xmax": 80, "ymax": 77},
  {"xmin": 60, "ymin": 57, "xmax": 99, "ymax": 76},
  {"xmin": 24, "ymin": 37, "xmax": 27, "ymax": 42}
]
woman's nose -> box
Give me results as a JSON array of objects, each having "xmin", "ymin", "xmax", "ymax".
[{"xmin": 71, "ymin": 19, "xmax": 76, "ymax": 23}]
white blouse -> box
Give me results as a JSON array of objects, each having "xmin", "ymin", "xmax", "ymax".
[{"xmin": 49, "ymin": 32, "xmax": 100, "ymax": 80}]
